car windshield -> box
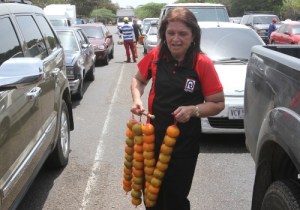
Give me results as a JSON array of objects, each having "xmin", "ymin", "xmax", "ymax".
[
  {"xmin": 253, "ymin": 16, "xmax": 278, "ymax": 24},
  {"xmin": 189, "ymin": 7, "xmax": 229, "ymax": 22},
  {"xmin": 56, "ymin": 31, "xmax": 79, "ymax": 51},
  {"xmin": 148, "ymin": 26, "xmax": 158, "ymax": 35},
  {"xmin": 80, "ymin": 26, "xmax": 104, "ymax": 39},
  {"xmin": 50, "ymin": 19, "xmax": 68, "ymax": 27},
  {"xmin": 201, "ymin": 27, "xmax": 263, "ymax": 61},
  {"xmin": 292, "ymin": 25, "xmax": 300, "ymax": 34}
]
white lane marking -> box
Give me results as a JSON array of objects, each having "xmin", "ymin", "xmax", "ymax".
[{"xmin": 80, "ymin": 64, "xmax": 125, "ymax": 209}]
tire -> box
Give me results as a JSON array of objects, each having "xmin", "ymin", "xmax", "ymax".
[
  {"xmin": 102, "ymin": 54, "xmax": 109, "ymax": 65},
  {"xmin": 74, "ymin": 79, "xmax": 83, "ymax": 100},
  {"xmin": 46, "ymin": 100, "xmax": 70, "ymax": 168},
  {"xmin": 109, "ymin": 47, "xmax": 114, "ymax": 59},
  {"xmin": 86, "ymin": 63, "xmax": 95, "ymax": 81},
  {"xmin": 261, "ymin": 179, "xmax": 300, "ymax": 210}
]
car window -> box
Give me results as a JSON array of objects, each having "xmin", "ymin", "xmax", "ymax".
[
  {"xmin": 0, "ymin": 17, "xmax": 23, "ymax": 66},
  {"xmin": 201, "ymin": 28, "xmax": 263, "ymax": 61},
  {"xmin": 80, "ymin": 26, "xmax": 104, "ymax": 39},
  {"xmin": 292, "ymin": 25, "xmax": 300, "ymax": 35},
  {"xmin": 253, "ymin": 16, "xmax": 278, "ymax": 24},
  {"xmin": 189, "ymin": 7, "xmax": 229, "ymax": 22},
  {"xmin": 148, "ymin": 26, "xmax": 158, "ymax": 35},
  {"xmin": 16, "ymin": 15, "xmax": 47, "ymax": 59},
  {"xmin": 56, "ymin": 31, "xmax": 79, "ymax": 51},
  {"xmin": 35, "ymin": 15, "xmax": 60, "ymax": 53},
  {"xmin": 277, "ymin": 25, "xmax": 285, "ymax": 33}
]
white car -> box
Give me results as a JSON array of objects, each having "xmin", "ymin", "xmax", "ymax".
[
  {"xmin": 199, "ymin": 22, "xmax": 265, "ymax": 133},
  {"xmin": 143, "ymin": 23, "xmax": 158, "ymax": 54}
]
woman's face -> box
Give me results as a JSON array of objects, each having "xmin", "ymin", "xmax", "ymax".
[{"xmin": 165, "ymin": 21, "xmax": 193, "ymax": 61}]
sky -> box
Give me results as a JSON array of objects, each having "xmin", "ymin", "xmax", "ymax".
[{"xmin": 112, "ymin": 0, "xmax": 175, "ymax": 8}]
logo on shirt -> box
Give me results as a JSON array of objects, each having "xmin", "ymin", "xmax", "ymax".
[{"xmin": 184, "ymin": 78, "xmax": 196, "ymax": 92}]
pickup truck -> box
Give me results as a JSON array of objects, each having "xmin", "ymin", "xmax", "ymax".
[{"xmin": 244, "ymin": 45, "xmax": 300, "ymax": 210}]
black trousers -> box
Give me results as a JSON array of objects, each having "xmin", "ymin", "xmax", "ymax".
[{"xmin": 145, "ymin": 155, "xmax": 198, "ymax": 210}]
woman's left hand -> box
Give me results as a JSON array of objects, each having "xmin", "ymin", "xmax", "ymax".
[{"xmin": 173, "ymin": 106, "xmax": 195, "ymax": 123}]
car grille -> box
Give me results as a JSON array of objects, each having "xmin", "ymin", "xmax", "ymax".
[{"xmin": 207, "ymin": 117, "xmax": 244, "ymax": 129}]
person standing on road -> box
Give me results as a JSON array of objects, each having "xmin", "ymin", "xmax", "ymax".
[
  {"xmin": 268, "ymin": 18, "xmax": 277, "ymax": 43},
  {"xmin": 130, "ymin": 7, "xmax": 225, "ymax": 210},
  {"xmin": 132, "ymin": 19, "xmax": 142, "ymax": 59},
  {"xmin": 119, "ymin": 17, "xmax": 136, "ymax": 63}
]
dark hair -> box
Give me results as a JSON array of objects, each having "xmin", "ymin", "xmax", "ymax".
[{"xmin": 158, "ymin": 7, "xmax": 202, "ymax": 60}]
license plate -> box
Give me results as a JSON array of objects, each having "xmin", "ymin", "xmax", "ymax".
[{"xmin": 228, "ymin": 107, "xmax": 244, "ymax": 119}]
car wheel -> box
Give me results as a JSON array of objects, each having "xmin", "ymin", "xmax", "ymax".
[
  {"xmin": 86, "ymin": 62, "xmax": 95, "ymax": 81},
  {"xmin": 261, "ymin": 179, "xmax": 300, "ymax": 210},
  {"xmin": 109, "ymin": 47, "xmax": 114, "ymax": 59},
  {"xmin": 102, "ymin": 54, "xmax": 109, "ymax": 65},
  {"xmin": 74, "ymin": 80, "xmax": 83, "ymax": 100},
  {"xmin": 46, "ymin": 100, "xmax": 70, "ymax": 168}
]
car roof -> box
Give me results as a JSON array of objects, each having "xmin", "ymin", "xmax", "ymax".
[
  {"xmin": 198, "ymin": 21, "xmax": 252, "ymax": 29},
  {"xmin": 283, "ymin": 21, "xmax": 300, "ymax": 25},
  {"xmin": 54, "ymin": 26, "xmax": 82, "ymax": 31},
  {"xmin": 164, "ymin": 3, "xmax": 225, "ymax": 7},
  {"xmin": 76, "ymin": 23, "xmax": 104, "ymax": 27},
  {"xmin": 0, "ymin": 3, "xmax": 43, "ymax": 15}
]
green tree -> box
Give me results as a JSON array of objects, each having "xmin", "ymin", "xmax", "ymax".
[
  {"xmin": 135, "ymin": 3, "xmax": 166, "ymax": 20},
  {"xmin": 91, "ymin": 7, "xmax": 116, "ymax": 24},
  {"xmin": 280, "ymin": 0, "xmax": 300, "ymax": 20}
]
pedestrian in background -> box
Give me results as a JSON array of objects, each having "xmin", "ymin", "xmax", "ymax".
[
  {"xmin": 268, "ymin": 18, "xmax": 277, "ymax": 43},
  {"xmin": 132, "ymin": 19, "xmax": 142, "ymax": 59},
  {"xmin": 130, "ymin": 7, "xmax": 225, "ymax": 210},
  {"xmin": 119, "ymin": 17, "xmax": 136, "ymax": 63}
]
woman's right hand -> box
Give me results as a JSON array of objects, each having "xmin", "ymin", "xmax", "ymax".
[{"xmin": 130, "ymin": 99, "xmax": 144, "ymax": 116}]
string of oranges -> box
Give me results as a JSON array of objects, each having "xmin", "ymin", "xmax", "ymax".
[{"xmin": 122, "ymin": 114, "xmax": 180, "ymax": 208}]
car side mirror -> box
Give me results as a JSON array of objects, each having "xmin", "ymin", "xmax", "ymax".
[{"xmin": 0, "ymin": 57, "xmax": 44, "ymax": 90}]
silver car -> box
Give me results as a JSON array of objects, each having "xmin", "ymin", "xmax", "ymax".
[
  {"xmin": 143, "ymin": 23, "xmax": 158, "ymax": 54},
  {"xmin": 199, "ymin": 22, "xmax": 265, "ymax": 133}
]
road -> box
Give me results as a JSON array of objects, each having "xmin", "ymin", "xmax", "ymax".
[{"xmin": 17, "ymin": 26, "xmax": 255, "ymax": 210}]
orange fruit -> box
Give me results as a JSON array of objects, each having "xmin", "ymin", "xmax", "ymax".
[
  {"xmin": 126, "ymin": 128, "xmax": 134, "ymax": 139},
  {"xmin": 123, "ymin": 185, "xmax": 132, "ymax": 192},
  {"xmin": 160, "ymin": 143, "xmax": 173, "ymax": 155},
  {"xmin": 134, "ymin": 144, "xmax": 143, "ymax": 153},
  {"xmin": 158, "ymin": 153, "xmax": 171, "ymax": 164},
  {"xmin": 143, "ymin": 143, "xmax": 155, "ymax": 152},
  {"xmin": 145, "ymin": 181, "xmax": 150, "ymax": 188},
  {"xmin": 123, "ymin": 178, "xmax": 132, "ymax": 187},
  {"xmin": 142, "ymin": 123, "xmax": 155, "ymax": 135},
  {"xmin": 166, "ymin": 125, "xmax": 180, "ymax": 138},
  {"xmin": 126, "ymin": 138, "xmax": 134, "ymax": 147},
  {"xmin": 147, "ymin": 191, "xmax": 158, "ymax": 201},
  {"xmin": 143, "ymin": 151, "xmax": 155, "ymax": 159},
  {"xmin": 151, "ymin": 177, "xmax": 162, "ymax": 187},
  {"xmin": 133, "ymin": 159, "xmax": 144, "ymax": 170},
  {"xmin": 143, "ymin": 134, "xmax": 155, "ymax": 144},
  {"xmin": 132, "ymin": 123, "xmax": 143, "ymax": 136},
  {"xmin": 156, "ymin": 161, "xmax": 168, "ymax": 171},
  {"xmin": 124, "ymin": 174, "xmax": 132, "ymax": 180},
  {"xmin": 131, "ymin": 189, "xmax": 142, "ymax": 199},
  {"xmin": 144, "ymin": 166, "xmax": 155, "ymax": 175},
  {"xmin": 125, "ymin": 153, "xmax": 133, "ymax": 162},
  {"xmin": 125, "ymin": 145, "xmax": 134, "ymax": 155},
  {"xmin": 132, "ymin": 197, "xmax": 142, "ymax": 207},
  {"xmin": 148, "ymin": 184, "xmax": 159, "ymax": 194},
  {"xmin": 133, "ymin": 176, "xmax": 144, "ymax": 185},
  {"xmin": 132, "ymin": 168, "xmax": 144, "ymax": 177},
  {"xmin": 163, "ymin": 135, "xmax": 176, "ymax": 147},
  {"xmin": 145, "ymin": 174, "xmax": 152, "ymax": 182},
  {"xmin": 153, "ymin": 168, "xmax": 164, "ymax": 179},
  {"xmin": 144, "ymin": 158, "xmax": 156, "ymax": 167},
  {"xmin": 132, "ymin": 183, "xmax": 143, "ymax": 191},
  {"xmin": 127, "ymin": 118, "xmax": 137, "ymax": 129},
  {"xmin": 123, "ymin": 167, "xmax": 132, "ymax": 175},
  {"xmin": 124, "ymin": 160, "xmax": 133, "ymax": 169},
  {"xmin": 145, "ymin": 198, "xmax": 156, "ymax": 207},
  {"xmin": 134, "ymin": 135, "xmax": 143, "ymax": 145},
  {"xmin": 133, "ymin": 152, "xmax": 144, "ymax": 162}
]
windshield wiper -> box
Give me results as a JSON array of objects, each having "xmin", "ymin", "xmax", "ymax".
[{"xmin": 214, "ymin": 57, "xmax": 248, "ymax": 64}]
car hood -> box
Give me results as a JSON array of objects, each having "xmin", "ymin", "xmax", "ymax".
[
  {"xmin": 253, "ymin": 24, "xmax": 269, "ymax": 30},
  {"xmin": 214, "ymin": 64, "xmax": 247, "ymax": 96},
  {"xmin": 64, "ymin": 51, "xmax": 80, "ymax": 65},
  {"xmin": 88, "ymin": 38, "xmax": 105, "ymax": 46}
]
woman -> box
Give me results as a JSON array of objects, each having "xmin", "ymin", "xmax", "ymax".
[{"xmin": 130, "ymin": 7, "xmax": 225, "ymax": 210}]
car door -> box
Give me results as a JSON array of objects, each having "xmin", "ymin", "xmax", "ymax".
[{"xmin": 75, "ymin": 29, "xmax": 94, "ymax": 72}]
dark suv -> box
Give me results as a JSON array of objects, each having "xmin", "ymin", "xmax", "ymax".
[
  {"xmin": 240, "ymin": 13, "xmax": 280, "ymax": 43},
  {"xmin": 0, "ymin": 2, "xmax": 74, "ymax": 209}
]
